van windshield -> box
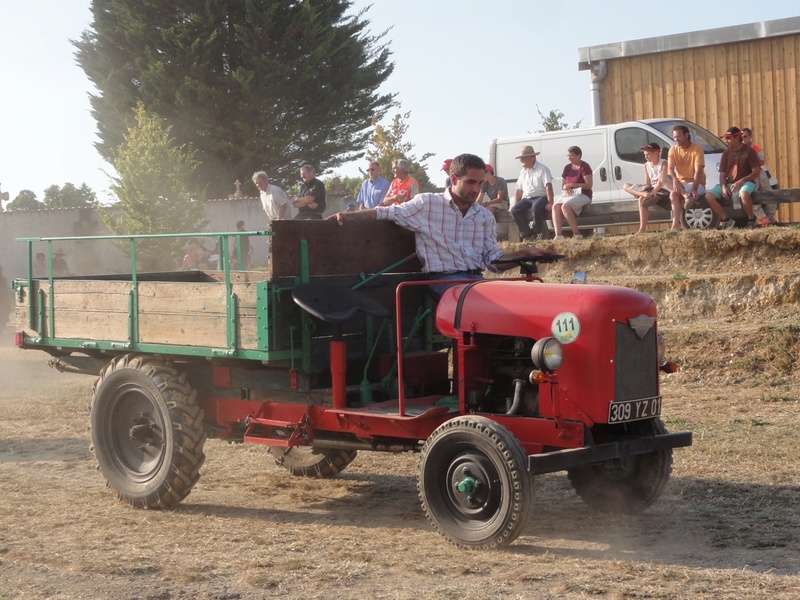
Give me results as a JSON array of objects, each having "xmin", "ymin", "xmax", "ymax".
[{"xmin": 649, "ymin": 120, "xmax": 728, "ymax": 153}]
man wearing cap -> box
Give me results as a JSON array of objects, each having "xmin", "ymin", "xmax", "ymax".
[
  {"xmin": 382, "ymin": 159, "xmax": 420, "ymax": 205},
  {"xmin": 667, "ymin": 125, "xmax": 706, "ymax": 229},
  {"xmin": 511, "ymin": 145, "xmax": 555, "ymax": 240},
  {"xmin": 328, "ymin": 153, "xmax": 547, "ymax": 298},
  {"xmin": 441, "ymin": 158, "xmax": 453, "ymax": 189},
  {"xmin": 356, "ymin": 161, "xmax": 390, "ymax": 209},
  {"xmin": 623, "ymin": 142, "xmax": 671, "ymax": 234},
  {"xmin": 477, "ymin": 163, "xmax": 509, "ymax": 220},
  {"xmin": 704, "ymin": 126, "xmax": 761, "ymax": 228}
]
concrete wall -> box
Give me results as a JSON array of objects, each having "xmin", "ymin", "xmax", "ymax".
[{"xmin": 0, "ymin": 195, "xmax": 350, "ymax": 280}]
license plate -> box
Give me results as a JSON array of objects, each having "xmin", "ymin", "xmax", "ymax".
[{"xmin": 608, "ymin": 397, "xmax": 662, "ymax": 423}]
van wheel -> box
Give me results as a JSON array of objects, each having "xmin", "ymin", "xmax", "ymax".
[{"xmin": 681, "ymin": 207, "xmax": 719, "ymax": 230}]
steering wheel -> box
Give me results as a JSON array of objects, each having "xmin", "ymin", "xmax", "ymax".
[{"xmin": 491, "ymin": 254, "xmax": 565, "ymax": 274}]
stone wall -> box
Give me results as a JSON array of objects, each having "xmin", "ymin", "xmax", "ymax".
[{"xmin": 0, "ymin": 195, "xmax": 350, "ymax": 280}]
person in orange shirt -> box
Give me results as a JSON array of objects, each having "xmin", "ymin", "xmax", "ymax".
[{"xmin": 382, "ymin": 159, "xmax": 420, "ymax": 205}]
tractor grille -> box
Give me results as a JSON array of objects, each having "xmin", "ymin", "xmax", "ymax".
[{"xmin": 614, "ymin": 321, "xmax": 658, "ymax": 402}]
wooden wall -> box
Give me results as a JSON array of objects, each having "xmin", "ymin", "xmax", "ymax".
[{"xmin": 599, "ymin": 33, "xmax": 800, "ymax": 222}]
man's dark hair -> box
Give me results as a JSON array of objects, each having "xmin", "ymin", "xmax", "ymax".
[
  {"xmin": 742, "ymin": 127, "xmax": 753, "ymax": 136},
  {"xmin": 567, "ymin": 146, "xmax": 583, "ymax": 157},
  {"xmin": 673, "ymin": 124, "xmax": 691, "ymax": 139},
  {"xmin": 450, "ymin": 154, "xmax": 486, "ymax": 177}
]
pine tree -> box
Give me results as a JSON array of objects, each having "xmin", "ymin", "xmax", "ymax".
[{"xmin": 74, "ymin": 0, "xmax": 394, "ymax": 199}]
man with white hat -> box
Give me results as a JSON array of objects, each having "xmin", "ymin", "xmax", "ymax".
[{"xmin": 511, "ymin": 145, "xmax": 554, "ymax": 240}]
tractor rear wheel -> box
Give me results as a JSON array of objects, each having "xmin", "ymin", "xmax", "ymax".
[
  {"xmin": 567, "ymin": 418, "xmax": 672, "ymax": 514},
  {"xmin": 269, "ymin": 446, "xmax": 357, "ymax": 477},
  {"xmin": 418, "ymin": 416, "xmax": 533, "ymax": 550},
  {"xmin": 90, "ymin": 354, "xmax": 205, "ymax": 509}
]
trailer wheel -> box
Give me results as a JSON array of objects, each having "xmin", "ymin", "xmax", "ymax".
[
  {"xmin": 681, "ymin": 206, "xmax": 719, "ymax": 230},
  {"xmin": 268, "ymin": 446, "xmax": 357, "ymax": 478},
  {"xmin": 567, "ymin": 418, "xmax": 672, "ymax": 514},
  {"xmin": 90, "ymin": 354, "xmax": 206, "ymax": 509},
  {"xmin": 418, "ymin": 416, "xmax": 533, "ymax": 550}
]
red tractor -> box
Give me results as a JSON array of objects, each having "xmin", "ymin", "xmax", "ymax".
[{"xmin": 13, "ymin": 220, "xmax": 690, "ymax": 549}]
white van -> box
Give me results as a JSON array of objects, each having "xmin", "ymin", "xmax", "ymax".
[{"xmin": 488, "ymin": 118, "xmax": 729, "ymax": 233}]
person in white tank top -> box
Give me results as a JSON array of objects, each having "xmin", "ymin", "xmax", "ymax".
[{"xmin": 623, "ymin": 142, "xmax": 672, "ymax": 234}]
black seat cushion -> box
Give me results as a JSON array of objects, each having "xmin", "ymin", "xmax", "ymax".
[{"xmin": 292, "ymin": 281, "xmax": 390, "ymax": 324}]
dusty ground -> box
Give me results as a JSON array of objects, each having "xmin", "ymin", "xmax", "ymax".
[{"xmin": 1, "ymin": 228, "xmax": 799, "ymax": 599}]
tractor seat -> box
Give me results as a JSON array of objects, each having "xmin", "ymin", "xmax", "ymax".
[{"xmin": 291, "ymin": 281, "xmax": 390, "ymax": 324}]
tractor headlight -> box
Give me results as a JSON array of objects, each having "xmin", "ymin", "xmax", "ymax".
[{"xmin": 531, "ymin": 337, "xmax": 563, "ymax": 371}]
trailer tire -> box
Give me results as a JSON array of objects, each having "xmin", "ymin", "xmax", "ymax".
[
  {"xmin": 567, "ymin": 418, "xmax": 672, "ymax": 514},
  {"xmin": 90, "ymin": 354, "xmax": 206, "ymax": 509},
  {"xmin": 418, "ymin": 416, "xmax": 533, "ymax": 550},
  {"xmin": 269, "ymin": 446, "xmax": 357, "ymax": 478}
]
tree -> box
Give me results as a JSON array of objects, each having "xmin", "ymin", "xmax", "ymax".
[
  {"xmin": 6, "ymin": 190, "xmax": 44, "ymax": 211},
  {"xmin": 43, "ymin": 183, "xmax": 98, "ymax": 209},
  {"xmin": 100, "ymin": 103, "xmax": 205, "ymax": 271},
  {"xmin": 536, "ymin": 105, "xmax": 583, "ymax": 132},
  {"xmin": 74, "ymin": 0, "xmax": 394, "ymax": 199},
  {"xmin": 365, "ymin": 104, "xmax": 435, "ymax": 192}
]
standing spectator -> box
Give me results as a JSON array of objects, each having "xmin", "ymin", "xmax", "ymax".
[
  {"xmin": 293, "ymin": 165, "xmax": 326, "ymax": 220},
  {"xmin": 231, "ymin": 220, "xmax": 251, "ymax": 269},
  {"xmin": 382, "ymin": 159, "xmax": 419, "ymax": 205},
  {"xmin": 704, "ymin": 126, "xmax": 761, "ymax": 229},
  {"xmin": 742, "ymin": 127, "xmax": 779, "ymax": 225},
  {"xmin": 477, "ymin": 163, "xmax": 509, "ymax": 221},
  {"xmin": 356, "ymin": 161, "xmax": 390, "ymax": 209},
  {"xmin": 667, "ymin": 124, "xmax": 707, "ymax": 230},
  {"xmin": 52, "ymin": 248, "xmax": 71, "ymax": 276},
  {"xmin": 441, "ymin": 158, "xmax": 453, "ymax": 189},
  {"xmin": 252, "ymin": 171, "xmax": 290, "ymax": 223},
  {"xmin": 623, "ymin": 142, "xmax": 672, "ymax": 234},
  {"xmin": 33, "ymin": 253, "xmax": 48, "ymax": 277},
  {"xmin": 510, "ymin": 146, "xmax": 554, "ymax": 240},
  {"xmin": 553, "ymin": 146, "xmax": 592, "ymax": 241}
]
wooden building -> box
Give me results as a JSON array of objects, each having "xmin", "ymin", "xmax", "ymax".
[{"xmin": 578, "ymin": 17, "xmax": 800, "ymax": 222}]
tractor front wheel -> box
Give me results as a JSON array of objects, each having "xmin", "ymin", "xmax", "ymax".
[
  {"xmin": 567, "ymin": 418, "xmax": 673, "ymax": 514},
  {"xmin": 269, "ymin": 446, "xmax": 357, "ymax": 478},
  {"xmin": 90, "ymin": 354, "xmax": 206, "ymax": 509},
  {"xmin": 418, "ymin": 416, "xmax": 533, "ymax": 550}
]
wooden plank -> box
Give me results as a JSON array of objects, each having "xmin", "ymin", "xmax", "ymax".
[
  {"xmin": 271, "ymin": 220, "xmax": 420, "ymax": 278},
  {"xmin": 138, "ymin": 313, "xmax": 227, "ymax": 347}
]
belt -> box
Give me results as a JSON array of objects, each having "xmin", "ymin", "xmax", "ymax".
[{"xmin": 429, "ymin": 269, "xmax": 484, "ymax": 277}]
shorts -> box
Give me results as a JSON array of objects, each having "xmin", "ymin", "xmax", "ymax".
[
  {"xmin": 707, "ymin": 181, "xmax": 757, "ymax": 200},
  {"xmin": 554, "ymin": 193, "xmax": 591, "ymax": 216},
  {"xmin": 677, "ymin": 182, "xmax": 706, "ymax": 196}
]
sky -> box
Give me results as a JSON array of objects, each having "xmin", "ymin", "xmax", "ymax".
[{"xmin": 1, "ymin": 1, "xmax": 798, "ymax": 206}]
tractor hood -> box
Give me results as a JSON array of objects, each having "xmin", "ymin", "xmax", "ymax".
[{"xmin": 435, "ymin": 279, "xmax": 656, "ymax": 339}]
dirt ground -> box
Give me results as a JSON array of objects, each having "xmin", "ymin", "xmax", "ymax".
[{"xmin": 1, "ymin": 228, "xmax": 799, "ymax": 599}]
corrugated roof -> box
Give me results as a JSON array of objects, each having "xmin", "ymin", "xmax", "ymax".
[{"xmin": 578, "ymin": 16, "xmax": 800, "ymax": 69}]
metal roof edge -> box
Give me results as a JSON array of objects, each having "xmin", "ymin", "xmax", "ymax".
[{"xmin": 578, "ymin": 16, "xmax": 800, "ymax": 69}]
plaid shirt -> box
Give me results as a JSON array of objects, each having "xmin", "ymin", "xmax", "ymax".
[{"xmin": 377, "ymin": 190, "xmax": 503, "ymax": 273}]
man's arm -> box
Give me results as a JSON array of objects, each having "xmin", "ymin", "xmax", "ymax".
[
  {"xmin": 545, "ymin": 182, "xmax": 554, "ymax": 207},
  {"xmin": 328, "ymin": 208, "xmax": 379, "ymax": 224}
]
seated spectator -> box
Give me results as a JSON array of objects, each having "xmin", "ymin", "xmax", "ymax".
[
  {"xmin": 510, "ymin": 146, "xmax": 554, "ymax": 240},
  {"xmin": 667, "ymin": 124, "xmax": 707, "ymax": 230},
  {"xmin": 704, "ymin": 127, "xmax": 761, "ymax": 229},
  {"xmin": 477, "ymin": 163, "xmax": 509, "ymax": 220},
  {"xmin": 553, "ymin": 146, "xmax": 592, "ymax": 241},
  {"xmin": 623, "ymin": 142, "xmax": 672, "ymax": 234},
  {"xmin": 382, "ymin": 159, "xmax": 419, "ymax": 205},
  {"xmin": 742, "ymin": 127, "xmax": 779, "ymax": 225}
]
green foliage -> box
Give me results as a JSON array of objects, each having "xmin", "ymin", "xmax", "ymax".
[
  {"xmin": 536, "ymin": 105, "xmax": 583, "ymax": 132},
  {"xmin": 74, "ymin": 0, "xmax": 394, "ymax": 199},
  {"xmin": 322, "ymin": 175, "xmax": 363, "ymax": 199},
  {"xmin": 100, "ymin": 103, "xmax": 205, "ymax": 270},
  {"xmin": 6, "ymin": 190, "xmax": 44, "ymax": 211},
  {"xmin": 42, "ymin": 183, "xmax": 98, "ymax": 209},
  {"xmin": 670, "ymin": 270, "xmax": 687, "ymax": 281},
  {"xmin": 365, "ymin": 104, "xmax": 435, "ymax": 191}
]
